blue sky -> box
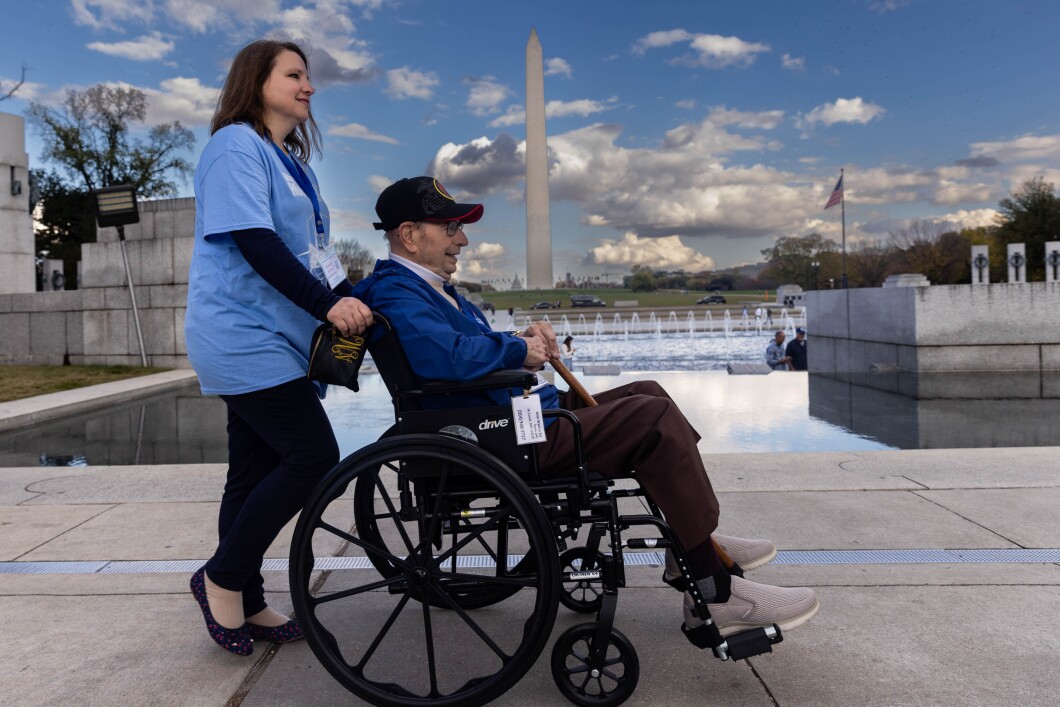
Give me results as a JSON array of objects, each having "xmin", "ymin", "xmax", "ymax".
[{"xmin": 4, "ymin": 0, "xmax": 1060, "ymax": 284}]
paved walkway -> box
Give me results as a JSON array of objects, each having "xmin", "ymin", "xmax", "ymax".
[{"xmin": 1, "ymin": 446, "xmax": 1058, "ymax": 706}]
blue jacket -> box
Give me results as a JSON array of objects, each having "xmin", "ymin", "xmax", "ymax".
[{"xmin": 353, "ymin": 259, "xmax": 561, "ymax": 413}]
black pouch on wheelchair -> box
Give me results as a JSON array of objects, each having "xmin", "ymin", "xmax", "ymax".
[{"xmin": 307, "ymin": 323, "xmax": 366, "ymax": 392}]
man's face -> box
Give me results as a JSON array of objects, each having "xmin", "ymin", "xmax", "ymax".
[
  {"xmin": 409, "ymin": 220, "xmax": 468, "ymax": 279},
  {"xmin": 776, "ymin": 332, "xmax": 786, "ymax": 345}
]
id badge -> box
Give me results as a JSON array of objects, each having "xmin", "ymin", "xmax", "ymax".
[
  {"xmin": 319, "ymin": 248, "xmax": 348, "ymax": 289},
  {"xmin": 511, "ymin": 393, "xmax": 547, "ymax": 445}
]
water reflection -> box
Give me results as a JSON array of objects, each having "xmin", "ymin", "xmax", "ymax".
[{"xmin": 2, "ymin": 365, "xmax": 1056, "ymax": 467}]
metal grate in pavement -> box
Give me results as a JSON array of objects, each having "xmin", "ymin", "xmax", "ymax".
[{"xmin": 2, "ymin": 549, "xmax": 1058, "ymax": 575}]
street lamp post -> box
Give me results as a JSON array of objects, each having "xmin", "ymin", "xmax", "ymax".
[
  {"xmin": 811, "ymin": 260, "xmax": 820, "ymax": 290},
  {"xmin": 91, "ymin": 185, "xmax": 147, "ymax": 367}
]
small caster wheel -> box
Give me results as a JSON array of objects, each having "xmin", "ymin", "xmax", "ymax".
[
  {"xmin": 559, "ymin": 547, "xmax": 605, "ymax": 613},
  {"xmin": 551, "ymin": 622, "xmax": 639, "ymax": 706}
]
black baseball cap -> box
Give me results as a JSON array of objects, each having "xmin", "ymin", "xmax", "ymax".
[{"xmin": 373, "ymin": 177, "xmax": 484, "ymax": 231}]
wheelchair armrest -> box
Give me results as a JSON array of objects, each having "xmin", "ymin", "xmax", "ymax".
[{"xmin": 417, "ymin": 369, "xmax": 538, "ymax": 396}]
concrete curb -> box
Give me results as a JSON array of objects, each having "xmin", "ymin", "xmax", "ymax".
[{"xmin": 0, "ymin": 369, "xmax": 199, "ymax": 433}]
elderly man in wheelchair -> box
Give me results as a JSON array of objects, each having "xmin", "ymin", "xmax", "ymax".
[{"xmin": 288, "ymin": 177, "xmax": 818, "ymax": 707}]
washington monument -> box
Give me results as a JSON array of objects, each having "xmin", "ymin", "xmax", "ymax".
[{"xmin": 525, "ymin": 28, "xmax": 553, "ymax": 290}]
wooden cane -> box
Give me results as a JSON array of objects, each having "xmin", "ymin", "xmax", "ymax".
[{"xmin": 549, "ymin": 358, "xmax": 597, "ymax": 407}]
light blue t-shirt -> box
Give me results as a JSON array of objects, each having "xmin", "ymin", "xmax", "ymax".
[{"xmin": 185, "ymin": 123, "xmax": 331, "ymax": 395}]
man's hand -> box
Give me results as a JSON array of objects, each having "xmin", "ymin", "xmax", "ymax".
[
  {"xmin": 521, "ymin": 334, "xmax": 549, "ymax": 369},
  {"xmin": 524, "ymin": 320, "xmax": 560, "ymax": 359},
  {"xmin": 327, "ymin": 297, "xmax": 374, "ymax": 336}
]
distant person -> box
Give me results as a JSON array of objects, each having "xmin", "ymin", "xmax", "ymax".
[
  {"xmin": 561, "ymin": 335, "xmax": 576, "ymax": 370},
  {"xmin": 754, "ymin": 306, "xmax": 763, "ymax": 326},
  {"xmin": 765, "ymin": 307, "xmax": 774, "ymax": 326},
  {"xmin": 786, "ymin": 327, "xmax": 808, "ymax": 371},
  {"xmin": 184, "ymin": 39, "xmax": 372, "ymax": 656},
  {"xmin": 765, "ymin": 331, "xmax": 793, "ymax": 370}
]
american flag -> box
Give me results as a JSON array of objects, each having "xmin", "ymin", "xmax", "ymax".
[{"xmin": 824, "ymin": 174, "xmax": 843, "ymax": 210}]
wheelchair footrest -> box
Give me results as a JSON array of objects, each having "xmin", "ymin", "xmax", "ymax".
[{"xmin": 682, "ymin": 622, "xmax": 784, "ymax": 661}]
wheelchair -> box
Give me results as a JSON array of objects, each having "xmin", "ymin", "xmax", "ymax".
[{"xmin": 289, "ymin": 314, "xmax": 784, "ymax": 706}]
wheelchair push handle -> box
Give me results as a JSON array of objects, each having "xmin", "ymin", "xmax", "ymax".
[{"xmin": 550, "ymin": 358, "xmax": 598, "ymax": 407}]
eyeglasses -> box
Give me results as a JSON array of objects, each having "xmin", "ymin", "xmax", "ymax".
[{"xmin": 420, "ymin": 220, "xmax": 465, "ymax": 237}]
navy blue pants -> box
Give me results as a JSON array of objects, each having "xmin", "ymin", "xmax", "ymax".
[{"xmin": 205, "ymin": 377, "xmax": 339, "ymax": 616}]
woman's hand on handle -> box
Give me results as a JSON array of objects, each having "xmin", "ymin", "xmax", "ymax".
[{"xmin": 327, "ymin": 297, "xmax": 374, "ymax": 336}]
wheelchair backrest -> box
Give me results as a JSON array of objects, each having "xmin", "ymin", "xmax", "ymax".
[{"xmin": 367, "ymin": 313, "xmax": 535, "ymax": 476}]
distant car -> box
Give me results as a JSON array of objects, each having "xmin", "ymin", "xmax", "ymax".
[
  {"xmin": 696, "ymin": 294, "xmax": 727, "ymax": 304},
  {"xmin": 570, "ymin": 294, "xmax": 607, "ymax": 307},
  {"xmin": 529, "ymin": 301, "xmax": 559, "ymax": 309}
]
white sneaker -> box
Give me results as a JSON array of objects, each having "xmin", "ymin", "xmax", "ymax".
[
  {"xmin": 712, "ymin": 533, "xmax": 777, "ymax": 571},
  {"xmin": 683, "ymin": 576, "xmax": 819, "ymax": 637}
]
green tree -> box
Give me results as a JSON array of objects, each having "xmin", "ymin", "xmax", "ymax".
[
  {"xmin": 628, "ymin": 264, "xmax": 657, "ymax": 292},
  {"xmin": 760, "ymin": 233, "xmax": 839, "ymax": 289},
  {"xmin": 995, "ymin": 177, "xmax": 1060, "ymax": 281},
  {"xmin": 26, "ymin": 84, "xmax": 195, "ymax": 285},
  {"xmin": 31, "ymin": 169, "xmax": 97, "ymax": 286}
]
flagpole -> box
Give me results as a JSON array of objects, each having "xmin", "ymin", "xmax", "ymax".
[{"xmin": 840, "ymin": 167, "xmax": 847, "ymax": 289}]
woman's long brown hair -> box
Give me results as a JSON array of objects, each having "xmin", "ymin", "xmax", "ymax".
[{"xmin": 211, "ymin": 40, "xmax": 323, "ymax": 162}]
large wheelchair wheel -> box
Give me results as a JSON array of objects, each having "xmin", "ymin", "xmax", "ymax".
[
  {"xmin": 290, "ymin": 434, "xmax": 560, "ymax": 707},
  {"xmin": 353, "ymin": 446, "xmax": 540, "ymax": 610}
]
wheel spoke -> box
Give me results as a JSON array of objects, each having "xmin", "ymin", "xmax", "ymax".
[
  {"xmin": 318, "ymin": 521, "xmax": 411, "ymax": 570},
  {"xmin": 355, "ymin": 589, "xmax": 413, "ymax": 672},
  {"xmin": 372, "ymin": 472, "xmax": 417, "ymax": 556},
  {"xmin": 421, "ymin": 592, "xmax": 439, "ymax": 696},
  {"xmin": 429, "ymin": 577, "xmax": 512, "ymax": 661},
  {"xmin": 311, "ymin": 574, "xmax": 405, "ymax": 606}
]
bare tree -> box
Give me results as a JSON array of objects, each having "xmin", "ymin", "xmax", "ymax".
[
  {"xmin": 849, "ymin": 240, "xmax": 898, "ymax": 287},
  {"xmin": 333, "ymin": 238, "xmax": 375, "ymax": 282},
  {"xmin": 0, "ymin": 65, "xmax": 27, "ymax": 102},
  {"xmin": 889, "ymin": 219, "xmax": 969, "ymax": 284}
]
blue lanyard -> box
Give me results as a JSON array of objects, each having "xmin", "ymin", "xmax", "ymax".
[{"xmin": 270, "ymin": 142, "xmax": 326, "ymax": 246}]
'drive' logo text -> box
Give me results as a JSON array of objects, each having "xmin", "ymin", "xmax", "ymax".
[{"xmin": 478, "ymin": 418, "xmax": 509, "ymax": 431}]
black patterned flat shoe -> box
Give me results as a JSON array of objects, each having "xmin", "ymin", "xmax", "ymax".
[
  {"xmin": 190, "ymin": 567, "xmax": 254, "ymax": 656},
  {"xmin": 247, "ymin": 618, "xmax": 303, "ymax": 643}
]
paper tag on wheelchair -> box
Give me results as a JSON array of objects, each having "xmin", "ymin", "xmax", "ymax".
[{"xmin": 511, "ymin": 393, "xmax": 547, "ymax": 445}]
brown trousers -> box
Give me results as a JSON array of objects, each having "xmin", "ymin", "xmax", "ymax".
[{"xmin": 538, "ymin": 380, "xmax": 721, "ymax": 558}]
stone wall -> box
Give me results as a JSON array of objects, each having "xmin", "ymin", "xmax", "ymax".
[
  {"xmin": 805, "ymin": 282, "xmax": 1060, "ymax": 373},
  {"xmin": 0, "ymin": 198, "xmax": 193, "ymax": 367},
  {"xmin": 0, "ymin": 112, "xmax": 34, "ymax": 294}
]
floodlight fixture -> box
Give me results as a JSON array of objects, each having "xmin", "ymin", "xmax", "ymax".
[{"xmin": 91, "ymin": 184, "xmax": 146, "ymax": 366}]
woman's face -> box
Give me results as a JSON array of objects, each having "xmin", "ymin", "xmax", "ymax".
[{"xmin": 261, "ymin": 50, "xmax": 314, "ymax": 133}]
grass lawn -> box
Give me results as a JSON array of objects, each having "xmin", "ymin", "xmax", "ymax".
[
  {"xmin": 0, "ymin": 364, "xmax": 171, "ymax": 403},
  {"xmin": 473, "ymin": 288, "xmax": 779, "ymax": 310}
]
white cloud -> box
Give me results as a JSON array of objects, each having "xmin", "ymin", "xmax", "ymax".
[
  {"xmin": 71, "ymin": 0, "xmax": 154, "ymax": 30},
  {"xmin": 328, "ymin": 123, "xmax": 399, "ymax": 144},
  {"xmin": 932, "ymin": 180, "xmax": 992, "ymax": 205},
  {"xmin": 465, "ymin": 76, "xmax": 511, "ymax": 116},
  {"xmin": 781, "ymin": 53, "xmax": 805, "ymax": 71},
  {"xmin": 969, "ymin": 134, "xmax": 1060, "ymax": 163},
  {"xmin": 488, "ymin": 98, "xmax": 618, "ymax": 128},
  {"xmin": 707, "ymin": 106, "xmax": 785, "ymax": 130},
  {"xmin": 633, "ymin": 29, "xmax": 769, "ymax": 68},
  {"xmin": 140, "ymin": 77, "xmax": 218, "ymax": 125},
  {"xmin": 385, "ymin": 67, "xmax": 439, "ymax": 100},
  {"xmin": 456, "ymin": 241, "xmax": 507, "ymax": 278},
  {"xmin": 799, "ymin": 97, "xmax": 885, "ymax": 127},
  {"xmin": 87, "ymin": 32, "xmax": 175, "ymax": 61},
  {"xmin": 675, "ymin": 99, "xmax": 696, "ymax": 110},
  {"xmin": 930, "ymin": 208, "xmax": 1000, "ymax": 230},
  {"xmin": 632, "ymin": 29, "xmax": 695, "ymax": 54},
  {"xmin": 465, "ymin": 242, "xmax": 506, "ymax": 259},
  {"xmin": 544, "ymin": 57, "xmax": 572, "ymax": 78},
  {"xmin": 273, "ymin": 3, "xmax": 375, "ymax": 84},
  {"xmin": 368, "ymin": 175, "xmax": 393, "ymax": 194},
  {"xmin": 586, "ymin": 232, "xmax": 716, "ymax": 271}
]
